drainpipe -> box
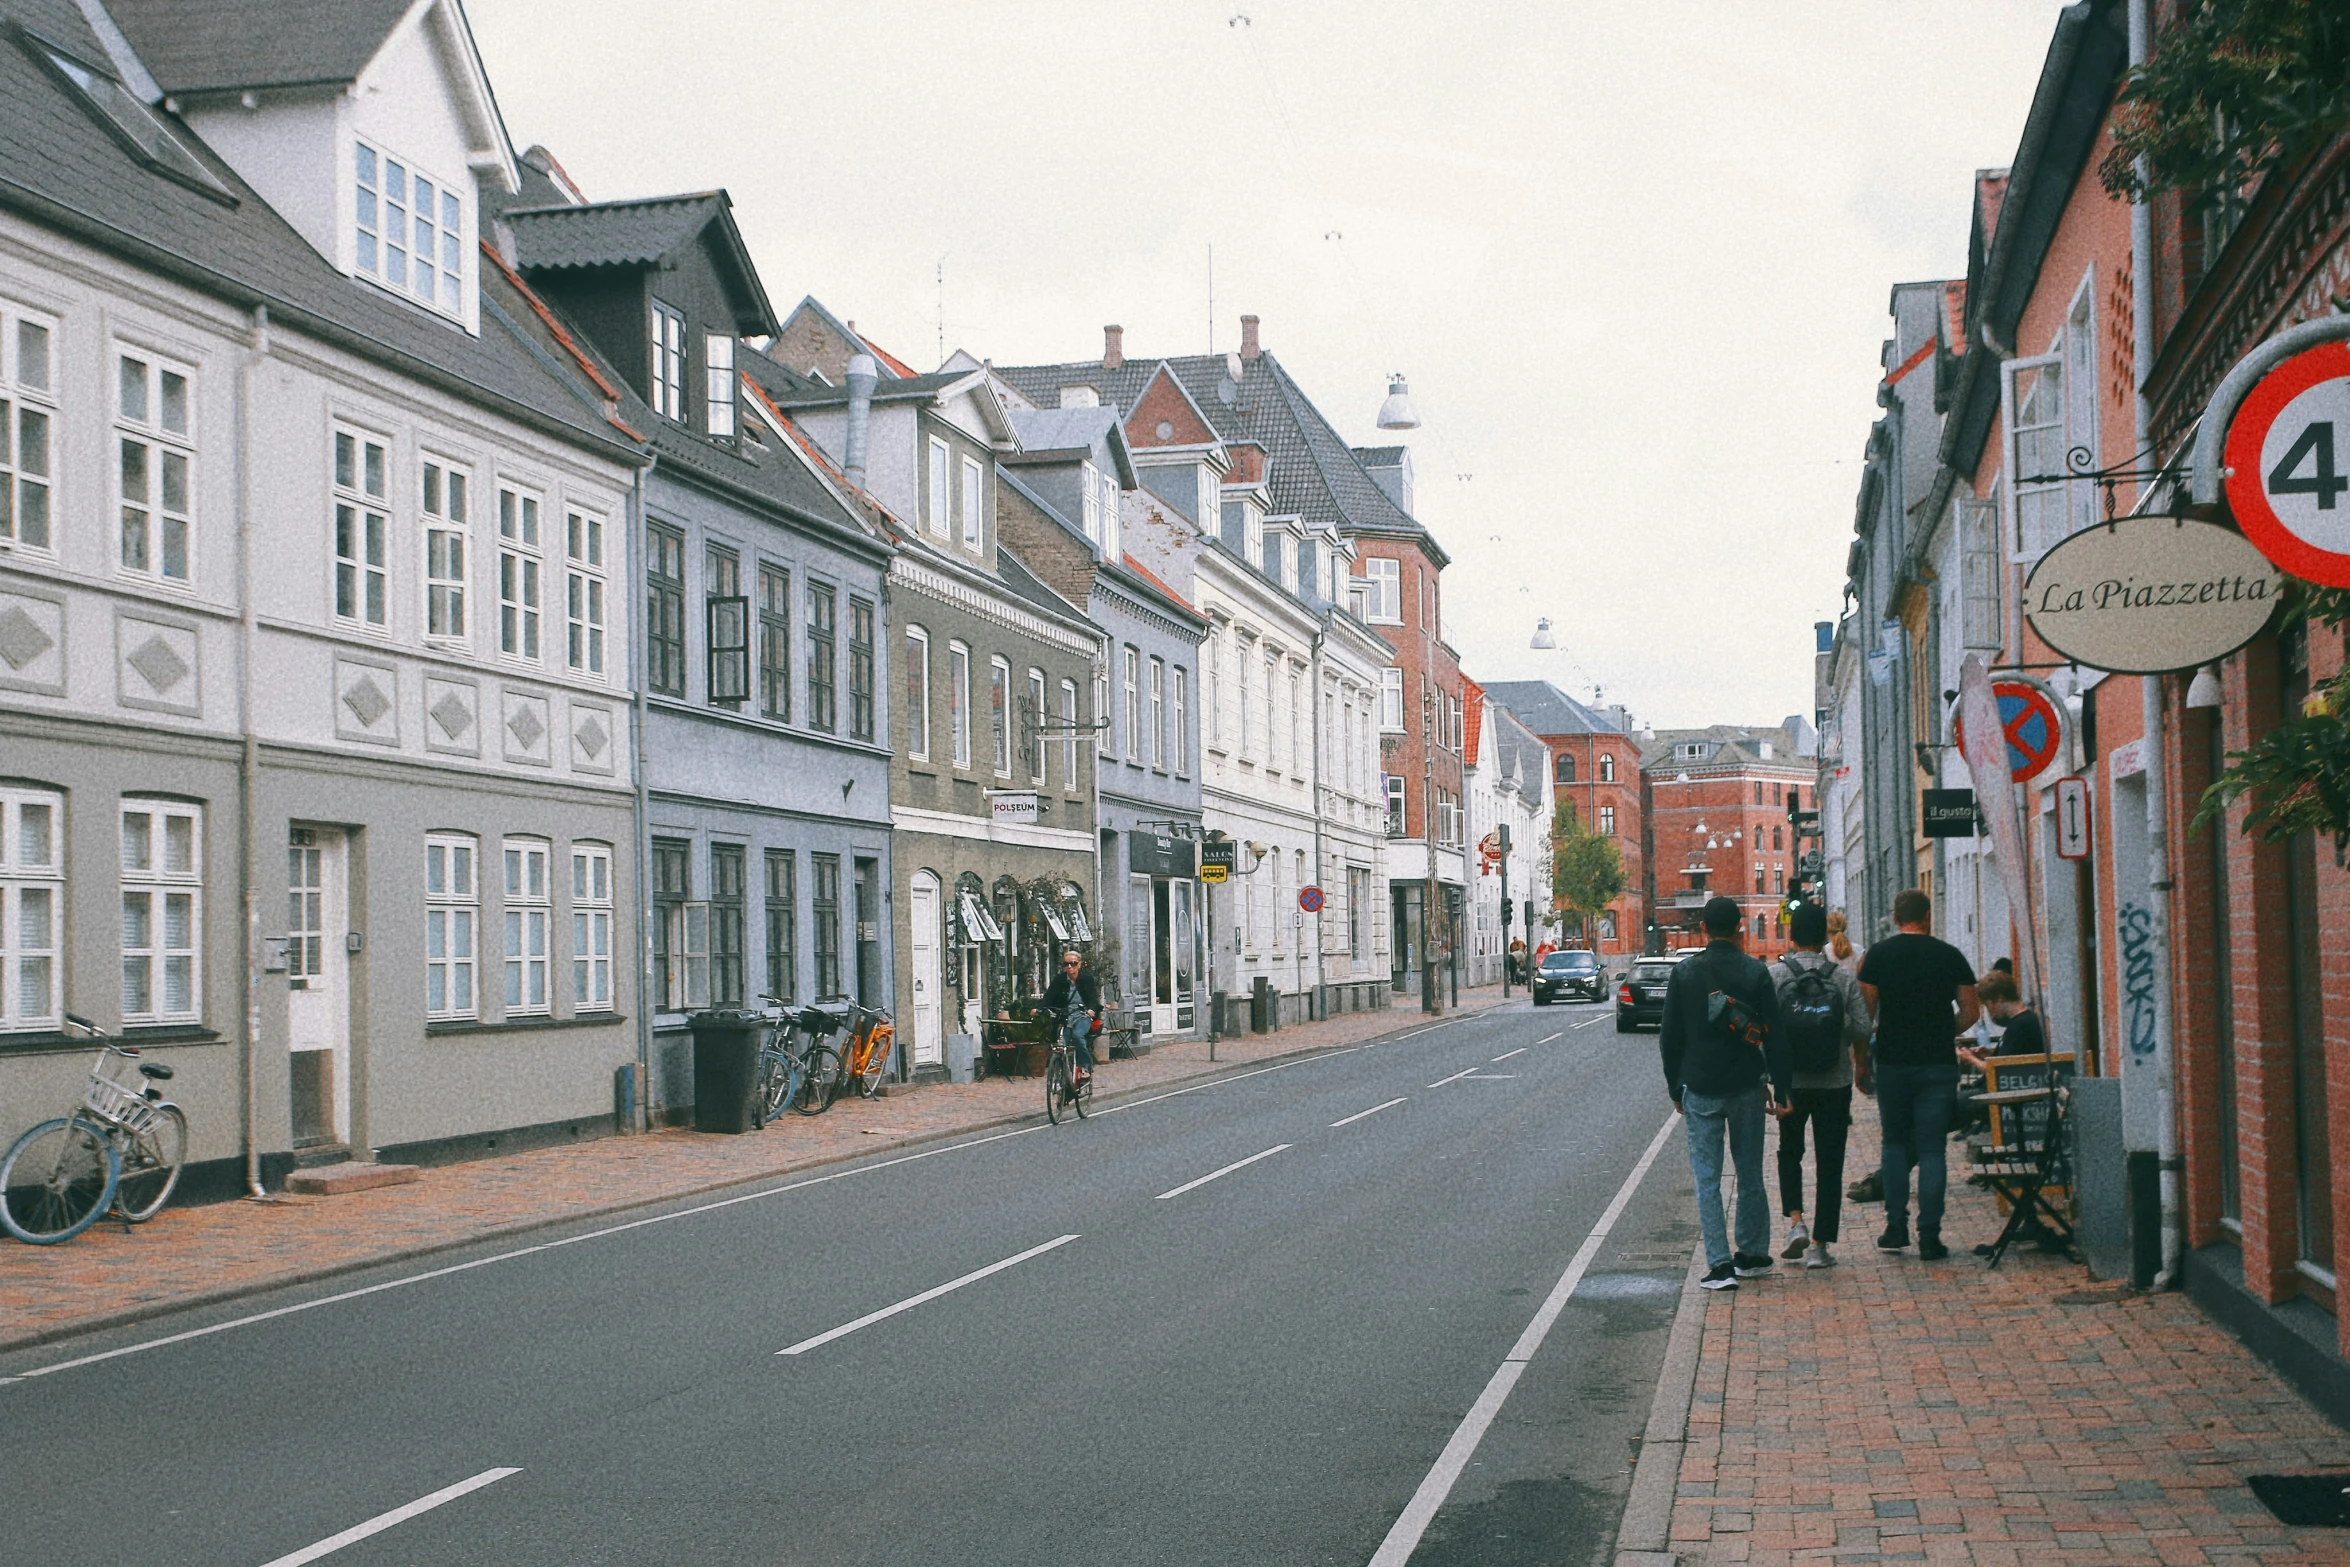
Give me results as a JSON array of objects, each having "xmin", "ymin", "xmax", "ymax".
[
  {"xmin": 1308, "ymin": 629, "xmax": 1327, "ymax": 1020},
  {"xmin": 237, "ymin": 306, "xmax": 270, "ymax": 1198},
  {"xmin": 844, "ymin": 354, "xmax": 876, "ymax": 491},
  {"xmin": 2128, "ymin": 0, "xmax": 2182, "ymax": 1289},
  {"xmin": 629, "ymin": 464, "xmax": 654, "ymax": 1133}
]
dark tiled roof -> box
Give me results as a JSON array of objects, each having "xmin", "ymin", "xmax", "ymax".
[
  {"xmin": 995, "ymin": 350, "xmax": 1445, "ymax": 564},
  {"xmin": 1480, "ymin": 681, "xmax": 1627, "ymax": 738},
  {"xmin": 0, "ymin": 0, "xmax": 634, "ymax": 456},
  {"xmin": 505, "ymin": 194, "xmax": 726, "ymax": 270},
  {"xmin": 1352, "ymin": 444, "xmax": 1406, "ymax": 466},
  {"xmin": 760, "ymin": 369, "xmax": 974, "ymax": 408},
  {"xmin": 107, "ymin": 0, "xmax": 413, "ymax": 92}
]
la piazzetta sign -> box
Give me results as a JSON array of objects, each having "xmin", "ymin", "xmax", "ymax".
[{"xmin": 2023, "ymin": 515, "xmax": 2281, "ymax": 675}]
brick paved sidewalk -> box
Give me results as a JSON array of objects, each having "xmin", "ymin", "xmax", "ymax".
[
  {"xmin": 0, "ymin": 987, "xmax": 1507, "ymax": 1352},
  {"xmin": 1657, "ymin": 1111, "xmax": 2350, "ymax": 1565}
]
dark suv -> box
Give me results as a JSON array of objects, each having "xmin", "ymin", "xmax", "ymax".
[
  {"xmin": 1615, "ymin": 956, "xmax": 1683, "ymax": 1032},
  {"xmin": 1532, "ymin": 948, "xmax": 1606, "ymax": 1004}
]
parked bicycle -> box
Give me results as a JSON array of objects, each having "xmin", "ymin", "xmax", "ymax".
[
  {"xmin": 835, "ymin": 1002, "xmax": 897, "ymax": 1101},
  {"xmin": 752, "ymin": 997, "xmax": 844, "ymax": 1124},
  {"xmin": 1, "ymin": 1013, "xmax": 188, "ymax": 1244}
]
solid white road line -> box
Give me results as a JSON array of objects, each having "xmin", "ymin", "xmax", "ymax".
[
  {"xmin": 1491, "ymin": 1048, "xmax": 1527, "ymax": 1062},
  {"xmin": 778, "ymin": 1234, "xmax": 1079, "ymax": 1356},
  {"xmin": 1330, "ymin": 1097, "xmax": 1408, "ymax": 1129},
  {"xmin": 258, "ymin": 1467, "xmax": 521, "ymax": 1567},
  {"xmin": 1155, "ymin": 1144, "xmax": 1291, "ymax": 1200},
  {"xmin": 1535, "ymin": 1032, "xmax": 1564, "ymax": 1045},
  {"xmin": 1394, "ymin": 1023, "xmax": 1451, "ymax": 1039},
  {"xmin": 1366, "ymin": 1111, "xmax": 1681, "ymax": 1567}
]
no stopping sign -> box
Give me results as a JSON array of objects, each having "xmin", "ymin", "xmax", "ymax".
[{"xmin": 2225, "ymin": 340, "xmax": 2350, "ymax": 587}]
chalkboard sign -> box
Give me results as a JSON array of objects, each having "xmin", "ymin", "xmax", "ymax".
[{"xmin": 1983, "ymin": 1053, "xmax": 2073, "ymax": 1154}]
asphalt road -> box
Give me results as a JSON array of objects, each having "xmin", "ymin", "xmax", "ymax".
[{"xmin": 0, "ymin": 997, "xmax": 1702, "ymax": 1567}]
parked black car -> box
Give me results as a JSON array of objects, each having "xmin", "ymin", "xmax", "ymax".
[
  {"xmin": 1615, "ymin": 956, "xmax": 1685, "ymax": 1032},
  {"xmin": 1532, "ymin": 948, "xmax": 1606, "ymax": 1004}
]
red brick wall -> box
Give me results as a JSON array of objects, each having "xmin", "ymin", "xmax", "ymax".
[
  {"xmin": 1644, "ymin": 763, "xmax": 1815, "ymax": 962},
  {"xmin": 1360, "ymin": 538, "xmax": 1463, "ymax": 845},
  {"xmin": 1536, "ymin": 731, "xmax": 1645, "ymax": 959}
]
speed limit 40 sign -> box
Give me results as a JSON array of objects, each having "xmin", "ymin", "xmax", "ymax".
[{"xmin": 2226, "ymin": 340, "xmax": 2350, "ymax": 586}]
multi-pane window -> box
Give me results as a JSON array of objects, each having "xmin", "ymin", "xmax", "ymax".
[
  {"xmin": 1600, "ymin": 805, "xmax": 1617, "ymax": 836},
  {"xmin": 2, "ymin": 312, "xmax": 55, "ymax": 552},
  {"xmin": 572, "ymin": 844, "xmax": 613, "ymax": 1011},
  {"xmin": 706, "ymin": 546, "xmax": 747, "ymax": 705},
  {"xmin": 1172, "ymin": 668, "xmax": 1189, "ymax": 776},
  {"xmin": 710, "ymin": 843, "xmax": 745, "ymax": 1007},
  {"xmin": 950, "ymin": 642, "xmax": 972, "ymax": 767},
  {"xmin": 1096, "ymin": 670, "xmax": 1113, "ymax": 759},
  {"xmin": 1100, "ymin": 467, "xmax": 1122, "ymax": 559},
  {"xmin": 812, "ymin": 853, "xmax": 842, "ymax": 998},
  {"xmin": 1149, "ymin": 657, "xmax": 1166, "ymax": 769},
  {"xmin": 492, "ymin": 487, "xmax": 542, "ymax": 661},
  {"xmin": 849, "ymin": 597, "xmax": 875, "ymax": 742},
  {"xmin": 422, "ymin": 458, "xmax": 468, "ymax": 642},
  {"xmin": 425, "ymin": 834, "xmax": 478, "ymax": 1020},
  {"xmin": 807, "ymin": 581, "xmax": 837, "ymax": 731},
  {"xmin": 1029, "ymin": 669, "xmax": 1048, "ymax": 783},
  {"xmin": 705, "ymin": 334, "xmax": 736, "ymax": 438},
  {"xmin": 1081, "ymin": 461, "xmax": 1103, "ymax": 542},
  {"xmin": 765, "ymin": 850, "xmax": 797, "ymax": 1004},
  {"xmin": 961, "ymin": 455, "xmax": 983, "ymax": 550},
  {"xmin": 649, "ymin": 301, "xmax": 684, "ymax": 421},
  {"xmin": 1380, "ymin": 667, "xmax": 1405, "ymax": 731},
  {"xmin": 333, "ymin": 429, "xmax": 388, "ymax": 626},
  {"xmin": 1600, "ymin": 753, "xmax": 1616, "ymax": 782},
  {"xmin": 0, "ymin": 788, "xmax": 60, "ymax": 1029},
  {"xmin": 120, "ymin": 802, "xmax": 200, "ymax": 1024},
  {"xmin": 646, "ymin": 524, "xmax": 685, "ymax": 697},
  {"xmin": 652, "ymin": 838, "xmax": 705, "ymax": 1012},
  {"xmin": 927, "ymin": 438, "xmax": 951, "ymax": 537},
  {"xmin": 1288, "ymin": 669, "xmax": 1302, "ymax": 776},
  {"xmin": 116, "ymin": 352, "xmax": 191, "ymax": 581},
  {"xmin": 904, "ymin": 627, "xmax": 931, "ymax": 759},
  {"xmin": 1061, "ymin": 678, "xmax": 1080, "ymax": 788},
  {"xmin": 502, "ymin": 838, "xmax": 550, "ymax": 1016},
  {"xmin": 1360, "ymin": 557, "xmax": 1401, "ymax": 622},
  {"xmin": 1386, "ymin": 775, "xmax": 1407, "ymax": 837},
  {"xmin": 1204, "ymin": 630, "xmax": 1219, "ymax": 749},
  {"xmin": 1123, "ymin": 647, "xmax": 1141, "ymax": 763},
  {"xmin": 355, "ymin": 143, "xmax": 462, "ymax": 312},
  {"xmin": 566, "ymin": 508, "xmax": 607, "ymax": 676},
  {"xmin": 990, "ymin": 657, "xmax": 1012, "ymax": 776},
  {"xmin": 758, "ymin": 565, "xmax": 791, "ymax": 721}
]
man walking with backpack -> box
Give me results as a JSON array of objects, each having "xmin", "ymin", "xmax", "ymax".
[
  {"xmin": 1769, "ymin": 903, "xmax": 1872, "ymax": 1269},
  {"xmin": 1660, "ymin": 896, "xmax": 1791, "ymax": 1290},
  {"xmin": 1858, "ymin": 889, "xmax": 1980, "ymax": 1261}
]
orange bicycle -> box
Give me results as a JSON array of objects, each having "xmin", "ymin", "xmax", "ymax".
[{"xmin": 837, "ymin": 1003, "xmax": 896, "ymax": 1100}]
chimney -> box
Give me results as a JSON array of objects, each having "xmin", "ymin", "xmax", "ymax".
[
  {"xmin": 1103, "ymin": 325, "xmax": 1124, "ymax": 370},
  {"xmin": 844, "ymin": 353, "xmax": 877, "ymax": 489},
  {"xmin": 1239, "ymin": 314, "xmax": 1261, "ymax": 361}
]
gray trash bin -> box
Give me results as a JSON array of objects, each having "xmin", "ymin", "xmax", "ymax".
[
  {"xmin": 945, "ymin": 1032, "xmax": 978, "ymax": 1085},
  {"xmin": 689, "ymin": 1009, "xmax": 762, "ymax": 1134}
]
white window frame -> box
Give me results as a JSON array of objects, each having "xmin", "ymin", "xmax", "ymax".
[
  {"xmin": 354, "ymin": 141, "xmax": 464, "ymax": 314},
  {"xmin": 650, "ymin": 300, "xmax": 684, "ymax": 421},
  {"xmin": 1361, "ymin": 557, "xmax": 1401, "ymax": 623},
  {"xmin": 572, "ymin": 842, "xmax": 613, "ymax": 1011},
  {"xmin": 498, "ymin": 484, "xmax": 543, "ymax": 663},
  {"xmin": 1100, "ymin": 469, "xmax": 1122, "ymax": 560},
  {"xmin": 1123, "ymin": 647, "xmax": 1141, "ymax": 764},
  {"xmin": 949, "ymin": 640, "xmax": 972, "ymax": 768},
  {"xmin": 1029, "ymin": 667, "xmax": 1048, "ymax": 783},
  {"xmin": 425, "ymin": 833, "xmax": 479, "ymax": 1020},
  {"xmin": 905, "ymin": 626, "xmax": 932, "ymax": 761},
  {"xmin": 1, "ymin": 786, "xmax": 62, "ymax": 1030},
  {"xmin": 927, "ymin": 437, "xmax": 951, "ymax": 537},
  {"xmin": 1172, "ymin": 666, "xmax": 1189, "ymax": 776},
  {"xmin": 1380, "ymin": 667, "xmax": 1405, "ymax": 732},
  {"xmin": 566, "ymin": 506, "xmax": 607, "ymax": 676},
  {"xmin": 332, "ymin": 427, "xmax": 389, "ymax": 628},
  {"xmin": 961, "ymin": 454, "xmax": 984, "ymax": 551},
  {"xmin": 503, "ymin": 836, "xmax": 551, "ymax": 1016},
  {"xmin": 421, "ymin": 455, "xmax": 469, "ymax": 645},
  {"xmin": 114, "ymin": 349, "xmax": 193, "ymax": 583},
  {"xmin": 2001, "ymin": 348, "xmax": 2066, "ymax": 565},
  {"xmin": 1149, "ymin": 656, "xmax": 1166, "ymax": 769},
  {"xmin": 1080, "ymin": 460, "xmax": 1102, "ymax": 543},
  {"xmin": 1600, "ymin": 804, "xmax": 1616, "ymax": 836},
  {"xmin": 1, "ymin": 308, "xmax": 57, "ymax": 555},
  {"xmin": 705, "ymin": 334, "xmax": 736, "ymax": 438},
  {"xmin": 119, "ymin": 800, "xmax": 201, "ymax": 1024},
  {"xmin": 1061, "ymin": 677, "xmax": 1080, "ymax": 788},
  {"xmin": 1288, "ymin": 668, "xmax": 1302, "ymax": 777},
  {"xmin": 1203, "ymin": 629, "xmax": 1220, "ymax": 751},
  {"xmin": 990, "ymin": 655, "xmax": 1012, "ymax": 776},
  {"xmin": 1599, "ymin": 753, "xmax": 1616, "ymax": 783},
  {"xmin": 1095, "ymin": 668, "xmax": 1113, "ymax": 759}
]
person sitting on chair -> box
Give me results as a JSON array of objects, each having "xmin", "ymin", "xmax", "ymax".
[{"xmin": 1039, "ymin": 949, "xmax": 1103, "ymax": 1083}]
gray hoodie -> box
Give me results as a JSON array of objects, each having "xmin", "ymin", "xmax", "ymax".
[{"xmin": 1766, "ymin": 949, "xmax": 1872, "ymax": 1091}]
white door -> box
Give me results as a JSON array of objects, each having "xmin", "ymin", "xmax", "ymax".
[
  {"xmin": 286, "ymin": 828, "xmax": 350, "ymax": 1146},
  {"xmin": 909, "ymin": 872, "xmax": 943, "ymax": 1067},
  {"xmin": 1149, "ymin": 878, "xmax": 1178, "ymax": 1035}
]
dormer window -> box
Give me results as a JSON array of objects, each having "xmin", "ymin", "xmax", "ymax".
[
  {"xmin": 1080, "ymin": 461, "xmax": 1102, "ymax": 544},
  {"xmin": 649, "ymin": 301, "xmax": 684, "ymax": 421},
  {"xmin": 355, "ymin": 143, "xmax": 462, "ymax": 314},
  {"xmin": 704, "ymin": 335, "xmax": 735, "ymax": 438}
]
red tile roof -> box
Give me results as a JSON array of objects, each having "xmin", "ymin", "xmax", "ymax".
[
  {"xmin": 1120, "ymin": 553, "xmax": 1197, "ymax": 614},
  {"xmin": 1462, "ymin": 674, "xmax": 1486, "ymax": 761}
]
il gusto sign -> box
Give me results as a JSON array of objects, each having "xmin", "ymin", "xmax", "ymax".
[
  {"xmin": 2023, "ymin": 516, "xmax": 2281, "ymax": 674},
  {"xmin": 2225, "ymin": 340, "xmax": 2350, "ymax": 587}
]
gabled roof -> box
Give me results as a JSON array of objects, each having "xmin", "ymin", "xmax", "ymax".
[
  {"xmin": 1479, "ymin": 680, "xmax": 1627, "ymax": 738},
  {"xmin": 995, "ymin": 346, "xmax": 1446, "ymax": 566},
  {"xmin": 784, "ymin": 294, "xmax": 921, "ymax": 379},
  {"xmin": 107, "ymin": 0, "xmax": 415, "ymax": 93},
  {"xmin": 1126, "ymin": 362, "xmax": 1222, "ymax": 452},
  {"xmin": 506, "ymin": 192, "xmax": 777, "ymax": 335},
  {"xmin": 1637, "ymin": 724, "xmax": 1809, "ymax": 773}
]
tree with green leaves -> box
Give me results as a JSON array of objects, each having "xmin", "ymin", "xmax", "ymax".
[{"xmin": 1551, "ymin": 799, "xmax": 1626, "ymax": 942}]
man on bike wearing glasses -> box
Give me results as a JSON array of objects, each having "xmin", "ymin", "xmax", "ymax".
[{"xmin": 1039, "ymin": 949, "xmax": 1103, "ymax": 1084}]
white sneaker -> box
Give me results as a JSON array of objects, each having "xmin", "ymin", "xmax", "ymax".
[
  {"xmin": 1780, "ymin": 1221, "xmax": 1810, "ymax": 1259},
  {"xmin": 1805, "ymin": 1242, "xmax": 1836, "ymax": 1269}
]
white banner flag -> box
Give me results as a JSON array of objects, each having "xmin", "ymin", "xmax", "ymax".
[{"xmin": 1957, "ymin": 654, "xmax": 2044, "ymax": 1012}]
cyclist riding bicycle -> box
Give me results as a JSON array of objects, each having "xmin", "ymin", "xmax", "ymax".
[{"xmin": 1037, "ymin": 948, "xmax": 1103, "ymax": 1085}]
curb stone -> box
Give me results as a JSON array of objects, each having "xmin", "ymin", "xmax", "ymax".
[{"xmin": 1613, "ymin": 1244, "xmax": 1707, "ymax": 1566}]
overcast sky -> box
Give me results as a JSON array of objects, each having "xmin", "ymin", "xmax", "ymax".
[{"xmin": 472, "ymin": 0, "xmax": 2076, "ymax": 729}]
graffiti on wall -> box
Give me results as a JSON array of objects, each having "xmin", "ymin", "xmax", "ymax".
[{"xmin": 2118, "ymin": 900, "xmax": 2158, "ymax": 1058}]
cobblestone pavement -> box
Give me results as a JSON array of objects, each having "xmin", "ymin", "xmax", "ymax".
[
  {"xmin": 0, "ymin": 989, "xmax": 1507, "ymax": 1351},
  {"xmin": 1666, "ymin": 1112, "xmax": 2350, "ymax": 1565}
]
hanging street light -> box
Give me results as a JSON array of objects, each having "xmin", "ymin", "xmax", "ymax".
[
  {"xmin": 1376, "ymin": 373, "xmax": 1421, "ymax": 430},
  {"xmin": 1529, "ymin": 617, "xmax": 1557, "ymax": 650}
]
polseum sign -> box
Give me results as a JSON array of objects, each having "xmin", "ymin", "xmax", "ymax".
[{"xmin": 2022, "ymin": 516, "xmax": 2282, "ymax": 675}]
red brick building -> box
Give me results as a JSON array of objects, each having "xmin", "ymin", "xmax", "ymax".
[
  {"xmin": 1482, "ymin": 681, "xmax": 1645, "ymax": 961},
  {"xmin": 1639, "ymin": 725, "xmax": 1816, "ymax": 961}
]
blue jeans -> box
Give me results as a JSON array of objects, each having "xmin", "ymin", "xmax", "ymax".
[
  {"xmin": 1061, "ymin": 1009, "xmax": 1095, "ymax": 1072},
  {"xmin": 1681, "ymin": 1084, "xmax": 1768, "ymax": 1270},
  {"xmin": 1876, "ymin": 1061, "xmax": 1960, "ymax": 1233}
]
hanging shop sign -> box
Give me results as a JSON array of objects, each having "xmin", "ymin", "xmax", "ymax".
[
  {"xmin": 2022, "ymin": 515, "xmax": 2282, "ymax": 673},
  {"xmin": 1953, "ymin": 677, "xmax": 2065, "ymax": 783},
  {"xmin": 1921, "ymin": 788, "xmax": 1981, "ymax": 838},
  {"xmin": 2054, "ymin": 776, "xmax": 2091, "ymax": 860},
  {"xmin": 2224, "ymin": 339, "xmax": 2350, "ymax": 587},
  {"xmin": 1198, "ymin": 838, "xmax": 1236, "ymax": 885},
  {"xmin": 1128, "ymin": 830, "xmax": 1196, "ymax": 879},
  {"xmin": 988, "ymin": 790, "xmax": 1041, "ymax": 825}
]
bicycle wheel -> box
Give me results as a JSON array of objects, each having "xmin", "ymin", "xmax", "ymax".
[
  {"xmin": 855, "ymin": 1030, "xmax": 892, "ymax": 1098},
  {"xmin": 0, "ymin": 1117, "xmax": 119, "ymax": 1245},
  {"xmin": 792, "ymin": 1046, "xmax": 843, "ymax": 1115},
  {"xmin": 1045, "ymin": 1054, "xmax": 1070, "ymax": 1125},
  {"xmin": 1072, "ymin": 1061, "xmax": 1093, "ymax": 1120},
  {"xmin": 756, "ymin": 1049, "xmax": 799, "ymax": 1128},
  {"xmin": 114, "ymin": 1104, "xmax": 187, "ymax": 1222}
]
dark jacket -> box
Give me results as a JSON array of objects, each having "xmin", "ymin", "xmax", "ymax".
[
  {"xmin": 1041, "ymin": 968, "xmax": 1101, "ymax": 1019},
  {"xmin": 1659, "ymin": 940, "xmax": 1790, "ymax": 1102}
]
